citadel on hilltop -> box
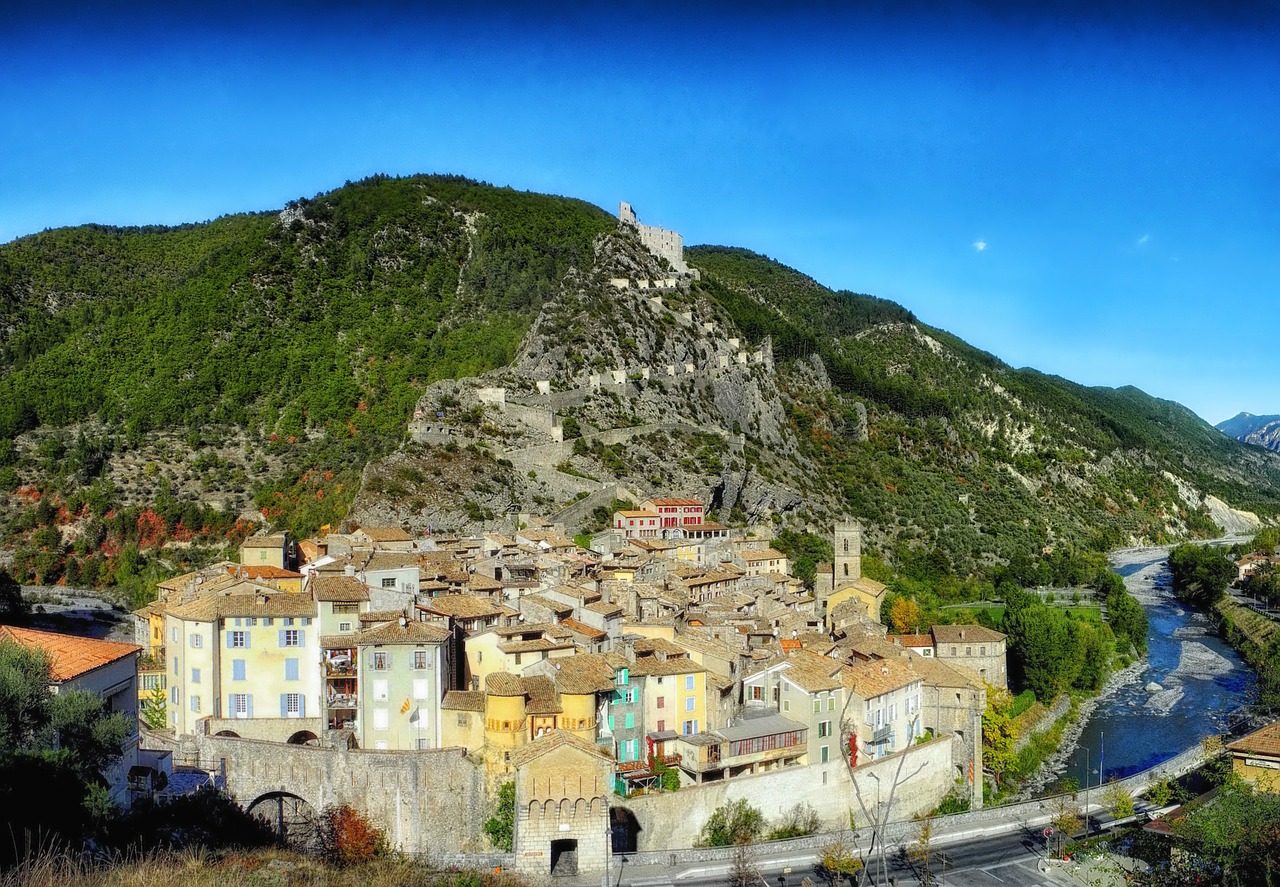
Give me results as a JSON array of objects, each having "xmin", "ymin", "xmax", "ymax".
[{"xmin": 618, "ymin": 201, "xmax": 696, "ymax": 277}]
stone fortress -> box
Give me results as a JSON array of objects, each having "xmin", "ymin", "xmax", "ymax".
[{"xmin": 618, "ymin": 201, "xmax": 696, "ymax": 277}]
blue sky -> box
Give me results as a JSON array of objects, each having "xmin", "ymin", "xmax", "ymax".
[{"xmin": 2, "ymin": 1, "xmax": 1277, "ymax": 424}]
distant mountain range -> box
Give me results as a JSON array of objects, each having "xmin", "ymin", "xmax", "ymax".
[{"xmin": 1217, "ymin": 412, "xmax": 1280, "ymax": 453}]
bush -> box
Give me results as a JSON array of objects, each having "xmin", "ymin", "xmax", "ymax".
[
  {"xmin": 766, "ymin": 802, "xmax": 820, "ymax": 840},
  {"xmin": 319, "ymin": 804, "xmax": 387, "ymax": 867},
  {"xmin": 698, "ymin": 799, "xmax": 764, "ymax": 847},
  {"xmin": 482, "ymin": 782, "xmax": 515, "ymax": 852}
]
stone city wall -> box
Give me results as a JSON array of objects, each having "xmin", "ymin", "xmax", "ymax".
[
  {"xmin": 162, "ymin": 732, "xmax": 489, "ymax": 854},
  {"xmin": 617, "ymin": 736, "xmax": 953, "ymax": 851}
]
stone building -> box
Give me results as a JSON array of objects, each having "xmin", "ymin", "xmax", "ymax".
[
  {"xmin": 931, "ymin": 624, "xmax": 1008, "ymax": 689},
  {"xmin": 511, "ymin": 731, "xmax": 614, "ymax": 877}
]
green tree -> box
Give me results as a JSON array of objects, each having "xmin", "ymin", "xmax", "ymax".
[
  {"xmin": 483, "ymin": 781, "xmax": 515, "ymax": 851},
  {"xmin": 982, "ymin": 685, "xmax": 1018, "ymax": 782},
  {"xmin": 698, "ymin": 798, "xmax": 765, "ymax": 847},
  {"xmin": 1102, "ymin": 779, "xmax": 1135, "ymax": 818},
  {"xmin": 141, "ymin": 682, "xmax": 168, "ymax": 731},
  {"xmin": 0, "ymin": 569, "xmax": 28, "ymax": 622},
  {"xmin": 1168, "ymin": 544, "xmax": 1235, "ymax": 607},
  {"xmin": 0, "ymin": 638, "xmax": 133, "ymax": 867}
]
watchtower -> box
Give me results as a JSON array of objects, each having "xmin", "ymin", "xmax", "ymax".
[{"xmin": 835, "ymin": 520, "xmax": 862, "ymax": 584}]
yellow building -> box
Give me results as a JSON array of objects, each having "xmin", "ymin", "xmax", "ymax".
[
  {"xmin": 634, "ymin": 654, "xmax": 707, "ymax": 737},
  {"xmin": 1228, "ymin": 720, "xmax": 1280, "ymax": 792},
  {"xmin": 163, "ymin": 587, "xmax": 320, "ymax": 736},
  {"xmin": 239, "ymin": 533, "xmax": 288, "ymax": 569},
  {"xmin": 825, "ymin": 576, "xmax": 888, "ymax": 626},
  {"xmin": 464, "ymin": 624, "xmax": 575, "ymax": 689}
]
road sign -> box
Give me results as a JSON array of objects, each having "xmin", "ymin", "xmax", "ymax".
[{"xmin": 1043, "ymin": 826, "xmax": 1054, "ymax": 837}]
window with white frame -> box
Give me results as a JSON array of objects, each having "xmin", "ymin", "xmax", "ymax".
[
  {"xmin": 190, "ymin": 695, "xmax": 201, "ymax": 713},
  {"xmin": 282, "ymin": 630, "xmax": 300, "ymax": 647},
  {"xmin": 229, "ymin": 693, "xmax": 249, "ymax": 718},
  {"xmin": 230, "ymin": 631, "xmax": 247, "ymax": 648},
  {"xmin": 189, "ymin": 634, "xmax": 203, "ymax": 648},
  {"xmin": 414, "ymin": 650, "xmax": 429, "ymax": 669},
  {"xmin": 339, "ymin": 622, "xmax": 352, "ymax": 632},
  {"xmin": 285, "ymin": 693, "xmax": 302, "ymax": 717}
]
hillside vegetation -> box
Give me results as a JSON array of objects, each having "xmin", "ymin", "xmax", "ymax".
[{"xmin": 2, "ymin": 174, "xmax": 1280, "ymax": 593}]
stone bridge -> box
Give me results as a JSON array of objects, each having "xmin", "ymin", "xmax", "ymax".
[{"xmin": 161, "ymin": 732, "xmax": 490, "ymax": 853}]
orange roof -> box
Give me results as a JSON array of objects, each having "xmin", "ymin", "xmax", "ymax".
[
  {"xmin": 225, "ymin": 565, "xmax": 302, "ymax": 580},
  {"xmin": 617, "ymin": 510, "xmax": 660, "ymax": 518},
  {"xmin": 0, "ymin": 626, "xmax": 140, "ymax": 682},
  {"xmin": 779, "ymin": 639, "xmax": 802, "ymax": 653},
  {"xmin": 1228, "ymin": 720, "xmax": 1280, "ymax": 758},
  {"xmin": 887, "ymin": 634, "xmax": 935, "ymax": 648}
]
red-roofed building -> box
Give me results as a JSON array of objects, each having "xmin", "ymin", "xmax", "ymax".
[
  {"xmin": 641, "ymin": 498, "xmax": 706, "ymax": 528},
  {"xmin": 0, "ymin": 626, "xmax": 141, "ymax": 803}
]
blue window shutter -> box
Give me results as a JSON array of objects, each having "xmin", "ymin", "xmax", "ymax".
[
  {"xmin": 226, "ymin": 633, "xmax": 233, "ymax": 649},
  {"xmin": 233, "ymin": 659, "xmax": 245, "ymax": 681},
  {"xmin": 280, "ymin": 695, "xmax": 287, "ymax": 718},
  {"xmin": 247, "ymin": 695, "xmax": 254, "ymax": 718},
  {"xmin": 299, "ymin": 695, "xmax": 306, "ymax": 717},
  {"xmin": 285, "ymin": 659, "xmax": 298, "ymax": 681},
  {"xmin": 278, "ymin": 630, "xmax": 286, "ymax": 648},
  {"xmin": 245, "ymin": 632, "xmax": 251, "ymax": 649},
  {"xmin": 299, "ymin": 630, "xmax": 305, "ymax": 647}
]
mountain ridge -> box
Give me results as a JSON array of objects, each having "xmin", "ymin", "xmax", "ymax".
[
  {"xmin": 1, "ymin": 174, "xmax": 1277, "ymax": 586},
  {"xmin": 1216, "ymin": 412, "xmax": 1280, "ymax": 453}
]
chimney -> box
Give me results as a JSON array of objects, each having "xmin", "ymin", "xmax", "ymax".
[{"xmin": 344, "ymin": 563, "xmax": 356, "ymax": 577}]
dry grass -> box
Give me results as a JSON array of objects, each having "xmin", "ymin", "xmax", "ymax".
[{"xmin": 1, "ymin": 849, "xmax": 527, "ymax": 887}]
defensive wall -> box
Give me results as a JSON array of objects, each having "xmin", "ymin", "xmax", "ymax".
[
  {"xmin": 617, "ymin": 736, "xmax": 954, "ymax": 851},
  {"xmin": 157, "ymin": 731, "xmax": 489, "ymax": 854}
]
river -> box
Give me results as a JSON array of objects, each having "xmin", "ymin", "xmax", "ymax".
[{"xmin": 1049, "ymin": 545, "xmax": 1256, "ymax": 790}]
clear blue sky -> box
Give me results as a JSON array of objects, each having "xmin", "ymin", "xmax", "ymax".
[{"xmin": 3, "ymin": 1, "xmax": 1277, "ymax": 425}]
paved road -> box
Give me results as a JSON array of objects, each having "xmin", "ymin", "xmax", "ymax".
[{"xmin": 621, "ymin": 827, "xmax": 1084, "ymax": 887}]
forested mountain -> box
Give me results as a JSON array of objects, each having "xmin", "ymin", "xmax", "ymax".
[
  {"xmin": 2, "ymin": 173, "xmax": 1278, "ymax": 592},
  {"xmin": 1217, "ymin": 412, "xmax": 1280, "ymax": 453}
]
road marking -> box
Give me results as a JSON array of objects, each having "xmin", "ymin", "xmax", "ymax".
[{"xmin": 979, "ymin": 869, "xmax": 1005, "ymax": 882}]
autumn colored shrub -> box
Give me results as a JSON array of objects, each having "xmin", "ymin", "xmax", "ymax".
[{"xmin": 318, "ymin": 804, "xmax": 387, "ymax": 867}]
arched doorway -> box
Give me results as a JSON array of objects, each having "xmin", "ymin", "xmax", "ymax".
[
  {"xmin": 214, "ymin": 730, "xmax": 240, "ymax": 738},
  {"xmin": 287, "ymin": 730, "xmax": 319, "ymax": 745},
  {"xmin": 247, "ymin": 791, "xmax": 318, "ymax": 848}
]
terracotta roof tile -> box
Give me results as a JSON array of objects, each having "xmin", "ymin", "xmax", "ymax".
[
  {"xmin": 0, "ymin": 626, "xmax": 139, "ymax": 682},
  {"xmin": 843, "ymin": 657, "xmax": 922, "ymax": 699},
  {"xmin": 1228, "ymin": 720, "xmax": 1280, "ymax": 758},
  {"xmin": 508, "ymin": 729, "xmax": 614, "ymax": 768},
  {"xmin": 931, "ymin": 624, "xmax": 1006, "ymax": 645},
  {"xmin": 418, "ymin": 594, "xmax": 509, "ymax": 620},
  {"xmin": 486, "ymin": 672, "xmax": 525, "ymax": 696},
  {"xmin": 442, "ymin": 690, "xmax": 486, "ymax": 712},
  {"xmin": 358, "ymin": 526, "xmax": 415, "ymax": 543},
  {"xmin": 354, "ymin": 620, "xmax": 450, "ymax": 646},
  {"xmin": 311, "ymin": 576, "xmax": 370, "ymax": 602}
]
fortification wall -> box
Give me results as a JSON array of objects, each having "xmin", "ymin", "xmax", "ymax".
[
  {"xmin": 617, "ymin": 737, "xmax": 952, "ymax": 851},
  {"xmin": 168, "ymin": 733, "xmax": 489, "ymax": 853}
]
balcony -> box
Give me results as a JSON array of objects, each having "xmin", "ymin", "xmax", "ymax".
[
  {"xmin": 871, "ymin": 724, "xmax": 892, "ymax": 743},
  {"xmin": 326, "ymin": 694, "xmax": 358, "ymax": 709}
]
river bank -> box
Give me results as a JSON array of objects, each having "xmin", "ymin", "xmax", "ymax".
[{"xmin": 1023, "ymin": 543, "xmax": 1255, "ymax": 798}]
